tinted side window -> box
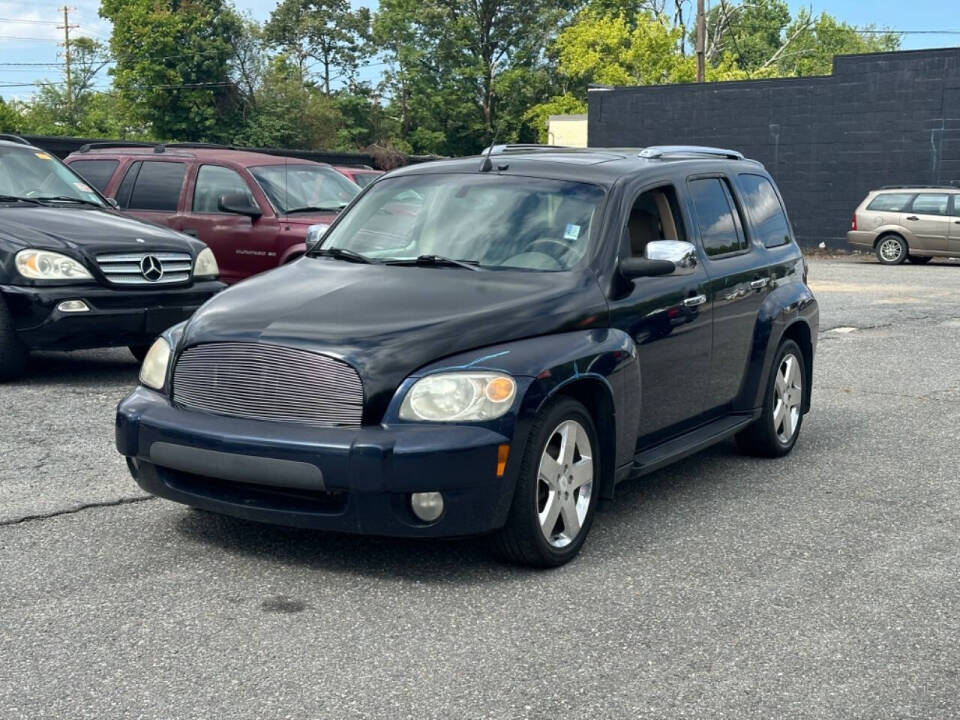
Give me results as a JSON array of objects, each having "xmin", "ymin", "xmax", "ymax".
[
  {"xmin": 193, "ymin": 165, "xmax": 255, "ymax": 213},
  {"xmin": 737, "ymin": 174, "xmax": 792, "ymax": 248},
  {"xmin": 867, "ymin": 193, "xmax": 914, "ymax": 212},
  {"xmin": 127, "ymin": 161, "xmax": 185, "ymax": 211},
  {"xmin": 115, "ymin": 162, "xmax": 140, "ymax": 208},
  {"xmin": 67, "ymin": 159, "xmax": 118, "ymax": 193},
  {"xmin": 688, "ymin": 177, "xmax": 747, "ymax": 257},
  {"xmin": 910, "ymin": 193, "xmax": 949, "ymax": 216}
]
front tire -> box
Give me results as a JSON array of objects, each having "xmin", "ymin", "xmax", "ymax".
[
  {"xmin": 492, "ymin": 397, "xmax": 600, "ymax": 568},
  {"xmin": 736, "ymin": 339, "xmax": 806, "ymax": 458},
  {"xmin": 876, "ymin": 235, "xmax": 907, "ymax": 265},
  {"xmin": 0, "ymin": 295, "xmax": 27, "ymax": 381}
]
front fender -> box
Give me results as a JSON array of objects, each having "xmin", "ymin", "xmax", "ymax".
[
  {"xmin": 384, "ymin": 329, "xmax": 641, "ymax": 510},
  {"xmin": 736, "ymin": 280, "xmax": 819, "ymax": 412}
]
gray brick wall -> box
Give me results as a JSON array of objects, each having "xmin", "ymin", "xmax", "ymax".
[{"xmin": 588, "ymin": 48, "xmax": 960, "ymax": 249}]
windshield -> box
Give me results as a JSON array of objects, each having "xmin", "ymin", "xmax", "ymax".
[
  {"xmin": 318, "ymin": 173, "xmax": 606, "ymax": 271},
  {"xmin": 250, "ymin": 164, "xmax": 360, "ymax": 214},
  {"xmin": 353, "ymin": 172, "xmax": 380, "ymax": 188},
  {"xmin": 0, "ymin": 146, "xmax": 105, "ymax": 206}
]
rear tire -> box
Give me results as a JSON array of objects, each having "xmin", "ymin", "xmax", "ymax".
[
  {"xmin": 735, "ymin": 339, "xmax": 806, "ymax": 458},
  {"xmin": 907, "ymin": 255, "xmax": 932, "ymax": 264},
  {"xmin": 129, "ymin": 344, "xmax": 152, "ymax": 363},
  {"xmin": 0, "ymin": 295, "xmax": 28, "ymax": 381},
  {"xmin": 875, "ymin": 235, "xmax": 907, "ymax": 265},
  {"xmin": 491, "ymin": 397, "xmax": 600, "ymax": 568}
]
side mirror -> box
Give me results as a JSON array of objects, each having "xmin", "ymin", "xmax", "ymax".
[
  {"xmin": 644, "ymin": 240, "xmax": 698, "ymax": 276},
  {"xmin": 305, "ymin": 223, "xmax": 330, "ymax": 252},
  {"xmin": 106, "ymin": 197, "xmax": 120, "ymax": 209},
  {"xmin": 218, "ymin": 192, "xmax": 262, "ymax": 218}
]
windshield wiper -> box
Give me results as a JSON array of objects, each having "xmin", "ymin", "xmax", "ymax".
[
  {"xmin": 386, "ymin": 255, "xmax": 482, "ymax": 271},
  {"xmin": 0, "ymin": 194, "xmax": 43, "ymax": 206},
  {"xmin": 35, "ymin": 195, "xmax": 104, "ymax": 208},
  {"xmin": 284, "ymin": 202, "xmax": 348, "ymax": 214},
  {"xmin": 313, "ymin": 247, "xmax": 375, "ymax": 264}
]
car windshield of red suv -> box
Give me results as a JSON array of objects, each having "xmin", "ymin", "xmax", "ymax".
[
  {"xmin": 0, "ymin": 146, "xmax": 106, "ymax": 207},
  {"xmin": 250, "ymin": 164, "xmax": 360, "ymax": 214}
]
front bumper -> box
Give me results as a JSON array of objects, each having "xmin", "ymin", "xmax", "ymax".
[
  {"xmin": 116, "ymin": 387, "xmax": 517, "ymax": 537},
  {"xmin": 846, "ymin": 231, "xmax": 876, "ymax": 251},
  {"xmin": 1, "ymin": 280, "xmax": 224, "ymax": 350}
]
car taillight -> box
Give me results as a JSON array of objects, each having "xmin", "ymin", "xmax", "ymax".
[{"xmin": 851, "ymin": 213, "xmax": 857, "ymax": 231}]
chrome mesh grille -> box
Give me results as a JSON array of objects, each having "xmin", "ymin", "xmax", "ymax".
[
  {"xmin": 96, "ymin": 252, "xmax": 192, "ymax": 285},
  {"xmin": 172, "ymin": 342, "xmax": 363, "ymax": 427}
]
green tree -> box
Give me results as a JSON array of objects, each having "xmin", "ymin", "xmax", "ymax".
[
  {"xmin": 0, "ymin": 98, "xmax": 25, "ymax": 133},
  {"xmin": 374, "ymin": 0, "xmax": 579, "ymax": 156},
  {"xmin": 265, "ymin": 0, "xmax": 372, "ymax": 93},
  {"xmin": 100, "ymin": 0, "xmax": 245, "ymax": 142},
  {"xmin": 777, "ymin": 11, "xmax": 899, "ymax": 76}
]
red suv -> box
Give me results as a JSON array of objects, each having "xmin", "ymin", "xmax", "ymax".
[
  {"xmin": 333, "ymin": 165, "xmax": 383, "ymax": 188},
  {"xmin": 65, "ymin": 144, "xmax": 361, "ymax": 284}
]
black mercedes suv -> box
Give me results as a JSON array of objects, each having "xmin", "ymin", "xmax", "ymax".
[
  {"xmin": 0, "ymin": 135, "xmax": 224, "ymax": 380},
  {"xmin": 116, "ymin": 144, "xmax": 818, "ymax": 567}
]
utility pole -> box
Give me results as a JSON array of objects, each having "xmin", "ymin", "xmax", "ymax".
[
  {"xmin": 57, "ymin": 6, "xmax": 79, "ymax": 113},
  {"xmin": 696, "ymin": 0, "xmax": 705, "ymax": 82}
]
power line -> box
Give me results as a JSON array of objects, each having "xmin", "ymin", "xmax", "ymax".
[{"xmin": 0, "ymin": 17, "xmax": 60, "ymax": 24}]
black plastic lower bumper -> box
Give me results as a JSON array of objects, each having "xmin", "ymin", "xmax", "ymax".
[
  {"xmin": 116, "ymin": 387, "xmax": 518, "ymax": 537},
  {"xmin": 1, "ymin": 280, "xmax": 224, "ymax": 350}
]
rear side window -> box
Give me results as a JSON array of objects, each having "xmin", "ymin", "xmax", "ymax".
[
  {"xmin": 67, "ymin": 159, "xmax": 118, "ymax": 193},
  {"xmin": 737, "ymin": 174, "xmax": 792, "ymax": 248},
  {"xmin": 688, "ymin": 177, "xmax": 747, "ymax": 257},
  {"xmin": 910, "ymin": 193, "xmax": 949, "ymax": 216},
  {"xmin": 127, "ymin": 161, "xmax": 185, "ymax": 211},
  {"xmin": 193, "ymin": 165, "xmax": 256, "ymax": 213},
  {"xmin": 867, "ymin": 193, "xmax": 914, "ymax": 212}
]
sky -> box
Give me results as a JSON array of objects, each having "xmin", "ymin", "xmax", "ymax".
[{"xmin": 0, "ymin": 0, "xmax": 956, "ymax": 102}]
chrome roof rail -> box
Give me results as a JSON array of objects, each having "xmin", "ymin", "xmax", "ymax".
[
  {"xmin": 483, "ymin": 143, "xmax": 574, "ymax": 155},
  {"xmin": 639, "ymin": 145, "xmax": 745, "ymax": 160}
]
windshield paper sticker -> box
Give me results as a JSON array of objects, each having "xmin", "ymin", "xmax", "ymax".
[
  {"xmin": 35, "ymin": 152, "xmax": 52, "ymax": 160},
  {"xmin": 73, "ymin": 182, "xmax": 92, "ymax": 192},
  {"xmin": 564, "ymin": 223, "xmax": 581, "ymax": 241}
]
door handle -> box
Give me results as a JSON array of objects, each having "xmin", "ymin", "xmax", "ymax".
[
  {"xmin": 905, "ymin": 216, "xmax": 919, "ymax": 221},
  {"xmin": 954, "ymin": 220, "xmax": 960, "ymax": 225},
  {"xmin": 683, "ymin": 294, "xmax": 707, "ymax": 307},
  {"xmin": 750, "ymin": 278, "xmax": 769, "ymax": 289}
]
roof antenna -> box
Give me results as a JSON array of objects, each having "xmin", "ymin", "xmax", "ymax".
[{"xmin": 479, "ymin": 136, "xmax": 497, "ymax": 173}]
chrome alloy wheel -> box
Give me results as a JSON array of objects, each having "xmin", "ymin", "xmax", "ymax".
[
  {"xmin": 773, "ymin": 353, "xmax": 803, "ymax": 444},
  {"xmin": 536, "ymin": 419, "xmax": 593, "ymax": 548},
  {"xmin": 879, "ymin": 237, "xmax": 904, "ymax": 262}
]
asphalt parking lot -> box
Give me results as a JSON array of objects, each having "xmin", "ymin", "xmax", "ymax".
[{"xmin": 1, "ymin": 255, "xmax": 958, "ymax": 719}]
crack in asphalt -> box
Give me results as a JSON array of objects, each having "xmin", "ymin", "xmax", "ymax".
[{"xmin": 0, "ymin": 495, "xmax": 156, "ymax": 529}]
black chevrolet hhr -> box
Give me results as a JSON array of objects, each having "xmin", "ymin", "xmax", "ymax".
[
  {"xmin": 116, "ymin": 145, "xmax": 818, "ymax": 567},
  {"xmin": 0, "ymin": 135, "xmax": 223, "ymax": 379}
]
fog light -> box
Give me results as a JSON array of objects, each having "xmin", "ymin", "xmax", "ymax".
[
  {"xmin": 410, "ymin": 492, "xmax": 444, "ymax": 522},
  {"xmin": 57, "ymin": 300, "xmax": 89, "ymax": 313}
]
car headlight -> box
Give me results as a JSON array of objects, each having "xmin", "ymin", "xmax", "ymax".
[
  {"xmin": 139, "ymin": 337, "xmax": 171, "ymax": 391},
  {"xmin": 15, "ymin": 249, "xmax": 92, "ymax": 280},
  {"xmin": 399, "ymin": 372, "xmax": 516, "ymax": 422},
  {"xmin": 306, "ymin": 224, "xmax": 330, "ymax": 249},
  {"xmin": 193, "ymin": 247, "xmax": 219, "ymax": 279}
]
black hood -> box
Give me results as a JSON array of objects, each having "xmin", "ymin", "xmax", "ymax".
[
  {"xmin": 181, "ymin": 257, "xmax": 609, "ymax": 421},
  {"xmin": 0, "ymin": 206, "xmax": 204, "ymax": 257}
]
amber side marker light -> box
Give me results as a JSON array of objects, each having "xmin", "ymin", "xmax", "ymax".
[{"xmin": 496, "ymin": 444, "xmax": 510, "ymax": 477}]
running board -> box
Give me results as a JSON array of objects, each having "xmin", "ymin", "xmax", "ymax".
[{"xmin": 623, "ymin": 412, "xmax": 759, "ymax": 481}]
